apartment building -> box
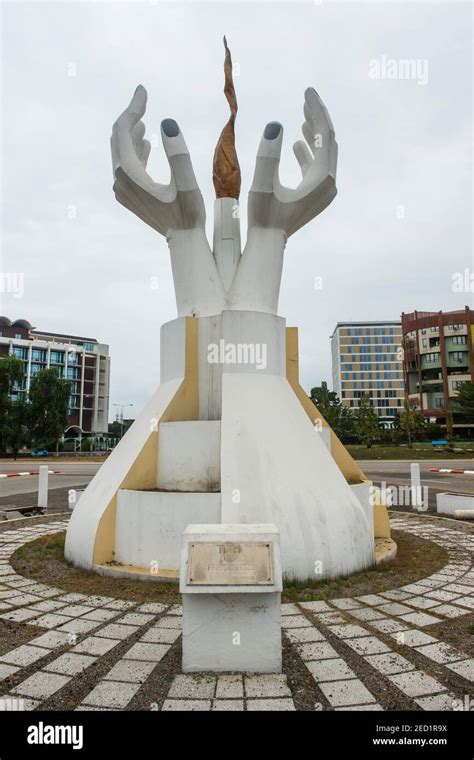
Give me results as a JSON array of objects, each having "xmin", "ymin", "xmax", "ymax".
[
  {"xmin": 331, "ymin": 321, "xmax": 404, "ymax": 426},
  {"xmin": 0, "ymin": 317, "xmax": 110, "ymax": 435},
  {"xmin": 401, "ymin": 307, "xmax": 473, "ymax": 428}
]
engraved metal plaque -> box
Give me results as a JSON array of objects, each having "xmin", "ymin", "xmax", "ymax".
[{"xmin": 187, "ymin": 541, "xmax": 274, "ymax": 586}]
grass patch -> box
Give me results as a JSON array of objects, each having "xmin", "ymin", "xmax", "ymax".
[
  {"xmin": 10, "ymin": 528, "xmax": 448, "ymax": 605},
  {"xmin": 347, "ymin": 444, "xmax": 474, "ymax": 460},
  {"xmin": 281, "ymin": 529, "xmax": 447, "ymax": 603}
]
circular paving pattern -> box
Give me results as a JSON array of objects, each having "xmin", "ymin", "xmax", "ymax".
[{"xmin": 0, "ymin": 514, "xmax": 473, "ymax": 711}]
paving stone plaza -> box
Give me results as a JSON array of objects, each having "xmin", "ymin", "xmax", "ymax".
[{"xmin": 0, "ymin": 514, "xmax": 472, "ymax": 712}]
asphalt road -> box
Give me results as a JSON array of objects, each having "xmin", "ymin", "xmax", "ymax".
[
  {"xmin": 1, "ymin": 458, "xmax": 473, "ymax": 513},
  {"xmin": 0, "ymin": 461, "xmax": 97, "ymax": 498},
  {"xmin": 359, "ymin": 459, "xmax": 474, "ymax": 511}
]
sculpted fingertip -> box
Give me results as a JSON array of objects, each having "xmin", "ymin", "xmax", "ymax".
[
  {"xmin": 264, "ymin": 122, "xmax": 282, "ymax": 140},
  {"xmin": 161, "ymin": 118, "xmax": 180, "ymax": 138}
]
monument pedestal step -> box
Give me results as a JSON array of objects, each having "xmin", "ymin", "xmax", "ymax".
[
  {"xmin": 157, "ymin": 420, "xmax": 221, "ymax": 492},
  {"xmin": 115, "ymin": 489, "xmax": 221, "ymax": 572}
]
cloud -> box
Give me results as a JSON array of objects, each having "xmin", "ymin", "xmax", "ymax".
[{"xmin": 1, "ymin": 0, "xmax": 472, "ymax": 415}]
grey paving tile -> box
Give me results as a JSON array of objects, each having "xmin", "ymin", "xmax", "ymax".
[
  {"xmin": 44, "ymin": 653, "xmax": 97, "ymax": 676},
  {"xmin": 163, "ymin": 699, "xmax": 211, "ymax": 711},
  {"xmin": 348, "ymin": 608, "xmax": 386, "ymax": 622},
  {"xmin": 446, "ymin": 659, "xmax": 474, "ymax": 680},
  {"xmin": 82, "ymin": 680, "xmax": 140, "ymax": 709},
  {"xmin": 281, "ymin": 615, "xmax": 311, "ymax": 629},
  {"xmin": 284, "ymin": 627, "xmax": 325, "ymax": 644},
  {"xmin": 94, "ymin": 624, "xmax": 138, "ymax": 639},
  {"xmin": 73, "ymin": 637, "xmax": 121, "ymax": 656},
  {"xmin": 345, "ymin": 637, "xmax": 391, "ymax": 655},
  {"xmin": 215, "ymin": 675, "xmax": 244, "ymax": 699},
  {"xmin": 168, "ymin": 674, "xmax": 216, "ymax": 699},
  {"xmin": 57, "ymin": 619, "xmax": 101, "ymax": 635},
  {"xmin": 0, "ymin": 663, "xmax": 19, "ymax": 680},
  {"xmin": 370, "ymin": 620, "xmax": 409, "ymax": 634},
  {"xmin": 415, "ymin": 643, "xmax": 466, "ymax": 665},
  {"xmin": 141, "ymin": 627, "xmax": 181, "ymax": 644},
  {"xmin": 415, "ymin": 693, "xmax": 460, "ymax": 711},
  {"xmin": 12, "ymin": 672, "xmax": 70, "ymax": 699},
  {"xmin": 0, "ymin": 645, "xmax": 49, "ymax": 667},
  {"xmin": 245, "ymin": 674, "xmax": 291, "ymax": 698},
  {"xmin": 119, "ymin": 613, "xmax": 155, "ymax": 626},
  {"xmin": 365, "ymin": 652, "xmax": 415, "ymax": 675},
  {"xmin": 299, "ymin": 601, "xmax": 332, "ymax": 613},
  {"xmin": 319, "ymin": 679, "xmax": 376, "ymax": 707},
  {"xmin": 390, "ymin": 630, "xmax": 437, "ymax": 647},
  {"xmin": 212, "ymin": 699, "xmax": 245, "ymax": 711},
  {"xmin": 246, "ymin": 698, "xmax": 295, "ymax": 711},
  {"xmin": 398, "ymin": 612, "xmax": 441, "ymax": 627},
  {"xmin": 388, "ymin": 671, "xmax": 447, "ymax": 698},
  {"xmin": 104, "ymin": 659, "xmax": 156, "ymax": 683},
  {"xmin": 123, "ymin": 643, "xmax": 169, "ymax": 662},
  {"xmin": 328, "ymin": 624, "xmax": 370, "ymax": 639},
  {"xmin": 306, "ymin": 658, "xmax": 355, "ymax": 683},
  {"xmin": 298, "ymin": 641, "xmax": 339, "ymax": 661}
]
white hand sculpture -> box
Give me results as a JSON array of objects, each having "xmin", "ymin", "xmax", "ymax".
[
  {"xmin": 111, "ymin": 85, "xmax": 226, "ymax": 317},
  {"xmin": 228, "ymin": 87, "xmax": 338, "ymax": 314}
]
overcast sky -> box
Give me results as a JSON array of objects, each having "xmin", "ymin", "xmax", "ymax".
[{"xmin": 1, "ymin": 0, "xmax": 472, "ymax": 420}]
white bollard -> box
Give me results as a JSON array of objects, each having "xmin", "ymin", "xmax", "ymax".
[
  {"xmin": 68, "ymin": 489, "xmax": 85, "ymax": 511},
  {"xmin": 410, "ymin": 463, "xmax": 422, "ymax": 510},
  {"xmin": 38, "ymin": 465, "xmax": 49, "ymax": 510}
]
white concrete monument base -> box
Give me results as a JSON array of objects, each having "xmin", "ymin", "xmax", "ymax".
[
  {"xmin": 180, "ymin": 524, "xmax": 282, "ymax": 673},
  {"xmin": 65, "ymin": 311, "xmax": 376, "ymax": 582}
]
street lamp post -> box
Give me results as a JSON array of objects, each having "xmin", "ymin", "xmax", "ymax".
[{"xmin": 112, "ymin": 403, "xmax": 134, "ymax": 439}]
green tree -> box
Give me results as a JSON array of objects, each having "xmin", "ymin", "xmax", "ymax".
[
  {"xmin": 4, "ymin": 395, "xmax": 30, "ymax": 459},
  {"xmin": 309, "ymin": 381, "xmax": 355, "ymax": 439},
  {"xmin": 398, "ymin": 400, "xmax": 426, "ymax": 448},
  {"xmin": 354, "ymin": 394, "xmax": 380, "ymax": 448},
  {"xmin": 108, "ymin": 421, "xmax": 122, "ymax": 437},
  {"xmin": 454, "ymin": 381, "xmax": 474, "ymax": 421},
  {"xmin": 425, "ymin": 422, "xmax": 443, "ymax": 441},
  {"xmin": 0, "ymin": 356, "xmax": 27, "ymax": 455},
  {"xmin": 28, "ymin": 368, "xmax": 71, "ymax": 448}
]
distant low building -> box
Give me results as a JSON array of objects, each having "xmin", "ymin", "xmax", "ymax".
[
  {"xmin": 0, "ymin": 317, "xmax": 110, "ymax": 436},
  {"xmin": 401, "ymin": 307, "xmax": 473, "ymax": 430},
  {"xmin": 330, "ymin": 321, "xmax": 404, "ymax": 427}
]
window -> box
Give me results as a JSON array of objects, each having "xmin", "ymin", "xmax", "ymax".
[
  {"xmin": 430, "ymin": 326, "xmax": 438, "ymax": 332},
  {"xmin": 31, "ymin": 348, "xmax": 47, "ymax": 362},
  {"xmin": 451, "ymin": 351, "xmax": 467, "ymax": 363},
  {"xmin": 452, "ymin": 381, "xmax": 466, "ymax": 390},
  {"xmin": 421, "ymin": 329, "xmax": 427, "ymax": 335},
  {"xmin": 11, "ymin": 346, "xmax": 28, "ymax": 360},
  {"xmin": 82, "ymin": 342, "xmax": 95, "ymax": 352},
  {"xmin": 50, "ymin": 350, "xmax": 65, "ymax": 364},
  {"xmin": 452, "ymin": 335, "xmax": 467, "ymax": 345},
  {"xmin": 435, "ymin": 398, "xmax": 443, "ymax": 408},
  {"xmin": 425, "ymin": 352, "xmax": 440, "ymax": 363},
  {"xmin": 422, "ymin": 338, "xmax": 427, "ymax": 348},
  {"xmin": 67, "ymin": 367, "xmax": 79, "ymax": 380},
  {"xmin": 15, "ymin": 333, "xmax": 22, "ymax": 339},
  {"xmin": 30, "ymin": 364, "xmax": 43, "ymax": 376}
]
